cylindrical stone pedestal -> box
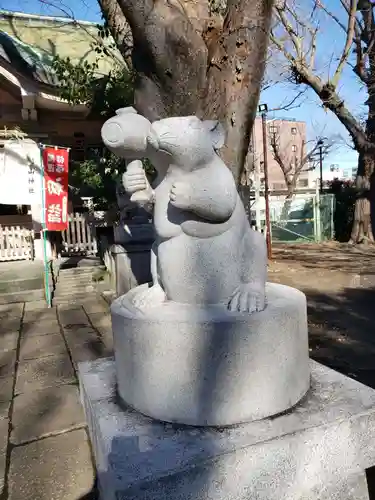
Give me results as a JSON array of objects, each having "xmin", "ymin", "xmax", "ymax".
[{"xmin": 111, "ymin": 282, "xmax": 310, "ymax": 427}]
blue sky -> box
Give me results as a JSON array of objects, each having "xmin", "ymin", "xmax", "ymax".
[
  {"xmin": 0, "ymin": 0, "xmax": 101, "ymax": 22},
  {"xmin": 0, "ymin": 0, "xmax": 363, "ymax": 173}
]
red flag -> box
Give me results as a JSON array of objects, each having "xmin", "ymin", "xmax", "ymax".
[{"xmin": 42, "ymin": 147, "xmax": 69, "ymax": 231}]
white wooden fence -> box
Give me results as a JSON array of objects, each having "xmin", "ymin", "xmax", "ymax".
[
  {"xmin": 61, "ymin": 212, "xmax": 98, "ymax": 256},
  {"xmin": 0, "ymin": 225, "xmax": 34, "ymax": 261}
]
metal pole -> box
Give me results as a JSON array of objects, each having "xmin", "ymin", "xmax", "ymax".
[
  {"xmin": 39, "ymin": 145, "xmax": 51, "ymax": 308},
  {"xmin": 315, "ymin": 179, "xmax": 322, "ymax": 242},
  {"xmin": 319, "ymin": 145, "xmax": 323, "ymax": 194},
  {"xmin": 261, "ymin": 112, "xmax": 272, "ymax": 260},
  {"xmin": 254, "ymin": 136, "xmax": 261, "ymax": 231}
]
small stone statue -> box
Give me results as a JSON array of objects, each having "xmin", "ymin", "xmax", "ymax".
[
  {"xmin": 102, "ymin": 107, "xmax": 267, "ymax": 313},
  {"xmin": 102, "ymin": 108, "xmax": 309, "ymax": 428},
  {"xmin": 115, "ymin": 171, "xmax": 150, "ymax": 225}
]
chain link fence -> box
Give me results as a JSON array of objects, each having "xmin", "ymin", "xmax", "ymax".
[{"xmin": 244, "ymin": 191, "xmax": 335, "ymax": 243}]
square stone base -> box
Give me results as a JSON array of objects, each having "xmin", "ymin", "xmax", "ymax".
[{"xmin": 78, "ymin": 358, "xmax": 375, "ymax": 500}]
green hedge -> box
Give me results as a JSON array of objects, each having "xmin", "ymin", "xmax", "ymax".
[{"xmin": 328, "ymin": 179, "xmax": 356, "ymax": 242}]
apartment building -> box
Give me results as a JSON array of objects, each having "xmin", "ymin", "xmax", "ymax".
[{"xmin": 249, "ymin": 117, "xmax": 312, "ymax": 191}]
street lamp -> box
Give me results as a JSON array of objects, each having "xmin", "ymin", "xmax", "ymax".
[
  {"xmin": 258, "ymin": 103, "xmax": 272, "ymax": 260},
  {"xmin": 317, "ymin": 139, "xmax": 324, "ymax": 193}
]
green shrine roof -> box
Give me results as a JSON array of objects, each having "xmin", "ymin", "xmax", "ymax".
[
  {"xmin": 0, "ymin": 11, "xmax": 118, "ymax": 89},
  {"xmin": 0, "ymin": 29, "xmax": 58, "ymax": 86}
]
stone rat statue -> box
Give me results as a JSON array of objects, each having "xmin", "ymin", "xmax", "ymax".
[{"xmin": 101, "ymin": 107, "xmax": 267, "ymax": 313}]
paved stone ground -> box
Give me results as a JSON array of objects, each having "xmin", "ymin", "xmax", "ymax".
[{"xmin": 0, "ymin": 296, "xmax": 113, "ymax": 500}]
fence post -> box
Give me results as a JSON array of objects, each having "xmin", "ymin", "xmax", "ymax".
[
  {"xmin": 314, "ymin": 184, "xmax": 322, "ymax": 242},
  {"xmin": 330, "ymin": 194, "xmax": 335, "ymax": 240}
]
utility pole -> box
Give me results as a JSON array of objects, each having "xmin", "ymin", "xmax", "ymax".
[
  {"xmin": 318, "ymin": 139, "xmax": 324, "ymax": 193},
  {"xmin": 253, "ymin": 132, "xmax": 261, "ymax": 231},
  {"xmin": 259, "ymin": 104, "xmax": 272, "ymax": 260}
]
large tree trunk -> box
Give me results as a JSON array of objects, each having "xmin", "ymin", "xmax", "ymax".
[
  {"xmin": 349, "ymin": 45, "xmax": 375, "ymax": 244},
  {"xmin": 350, "ymin": 82, "xmax": 375, "ymax": 244},
  {"xmin": 203, "ymin": 0, "xmax": 274, "ymax": 183},
  {"xmin": 109, "ymin": 0, "xmax": 274, "ymax": 183},
  {"xmin": 349, "ymin": 152, "xmax": 375, "ymax": 244}
]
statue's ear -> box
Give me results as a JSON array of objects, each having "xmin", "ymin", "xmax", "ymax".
[
  {"xmin": 115, "ymin": 107, "xmax": 138, "ymax": 116},
  {"xmin": 203, "ymin": 120, "xmax": 226, "ymax": 150}
]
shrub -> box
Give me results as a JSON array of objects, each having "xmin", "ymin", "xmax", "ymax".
[{"xmin": 328, "ymin": 179, "xmax": 356, "ymax": 242}]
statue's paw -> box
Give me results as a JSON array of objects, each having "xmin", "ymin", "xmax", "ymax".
[
  {"xmin": 228, "ymin": 285, "xmax": 266, "ymax": 314},
  {"xmin": 132, "ymin": 284, "xmax": 166, "ymax": 310}
]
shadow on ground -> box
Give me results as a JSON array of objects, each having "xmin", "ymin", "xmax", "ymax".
[
  {"xmin": 306, "ymin": 285, "xmax": 375, "ymax": 388},
  {"xmin": 272, "ymin": 242, "xmax": 375, "ymax": 274},
  {"xmin": 305, "ymin": 284, "xmax": 375, "ymax": 499}
]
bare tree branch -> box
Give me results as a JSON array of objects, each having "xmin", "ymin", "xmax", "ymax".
[
  {"xmin": 271, "ymin": 1, "xmax": 375, "ymax": 243},
  {"xmin": 269, "ymin": 89, "xmax": 307, "ymax": 112},
  {"xmin": 38, "ymin": 0, "xmax": 75, "ymax": 19},
  {"xmin": 331, "ymin": 0, "xmax": 357, "ymax": 87},
  {"xmin": 269, "ymin": 128, "xmax": 334, "ymax": 197},
  {"xmin": 271, "ymin": 4, "xmax": 369, "ymax": 151},
  {"xmin": 275, "ymin": 3, "xmax": 303, "ymax": 60}
]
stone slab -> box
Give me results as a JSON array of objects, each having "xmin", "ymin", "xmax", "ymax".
[
  {"xmin": 58, "ymin": 307, "xmax": 88, "ymax": 327},
  {"xmin": 15, "ymin": 355, "xmax": 75, "ymax": 394},
  {"xmin": 98, "ymin": 330, "xmax": 114, "ymax": 353},
  {"xmin": 0, "ymin": 377, "xmax": 13, "ymax": 403},
  {"xmin": 0, "ymin": 261, "xmax": 43, "ymax": 281},
  {"xmin": 22, "ymin": 309, "xmax": 57, "ymax": 323},
  {"xmin": 79, "ymin": 358, "xmax": 375, "ymax": 500},
  {"xmin": 19, "ymin": 333, "xmax": 67, "ymax": 361},
  {"xmin": 11, "ymin": 384, "xmax": 85, "ymax": 444},
  {"xmin": 0, "ymin": 303, "xmax": 23, "ymax": 318},
  {"xmin": 21, "ymin": 320, "xmax": 60, "ymax": 337},
  {"xmin": 0, "ymin": 350, "xmax": 16, "ymax": 378},
  {"xmin": 0, "ymin": 419, "xmax": 9, "ymax": 495},
  {"xmin": 8, "ymin": 429, "xmax": 95, "ymax": 500},
  {"xmin": 0, "ymin": 332, "xmax": 18, "ymax": 352},
  {"xmin": 68, "ymin": 338, "xmax": 109, "ymax": 370},
  {"xmin": 0, "ymin": 319, "xmax": 21, "ymax": 335},
  {"xmin": 0, "ymin": 376, "xmax": 12, "ymax": 418},
  {"xmin": 0, "ymin": 400, "xmax": 10, "ymax": 420},
  {"xmin": 63, "ymin": 325, "xmax": 98, "ymax": 340},
  {"xmin": 112, "ymin": 249, "xmax": 152, "ymax": 297},
  {"xmin": 0, "ymin": 277, "xmax": 43, "ymax": 294},
  {"xmin": 23, "ymin": 300, "xmax": 48, "ymax": 311},
  {"xmin": 81, "ymin": 299, "xmax": 109, "ymax": 315},
  {"xmin": 96, "ymin": 326, "xmax": 113, "ymax": 342},
  {"xmin": 87, "ymin": 312, "xmax": 112, "ymax": 330},
  {"xmin": 0, "ymin": 289, "xmax": 44, "ymax": 305},
  {"xmin": 317, "ymin": 472, "xmax": 369, "ymax": 499}
]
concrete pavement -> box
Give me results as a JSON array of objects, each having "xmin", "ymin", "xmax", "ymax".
[{"xmin": 0, "ymin": 296, "xmax": 113, "ymax": 500}]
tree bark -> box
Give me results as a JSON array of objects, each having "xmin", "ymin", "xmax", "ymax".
[
  {"xmin": 111, "ymin": 0, "xmax": 274, "ymax": 183},
  {"xmin": 350, "ymin": 71, "xmax": 375, "ymax": 243},
  {"xmin": 349, "ymin": 152, "xmax": 375, "ymax": 243},
  {"xmin": 203, "ymin": 0, "xmax": 274, "ymax": 183},
  {"xmin": 117, "ymin": 0, "xmax": 209, "ymax": 120},
  {"xmin": 98, "ymin": 0, "xmax": 133, "ymax": 65}
]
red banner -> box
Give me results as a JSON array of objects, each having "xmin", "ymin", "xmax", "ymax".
[{"xmin": 42, "ymin": 147, "xmax": 69, "ymax": 231}]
